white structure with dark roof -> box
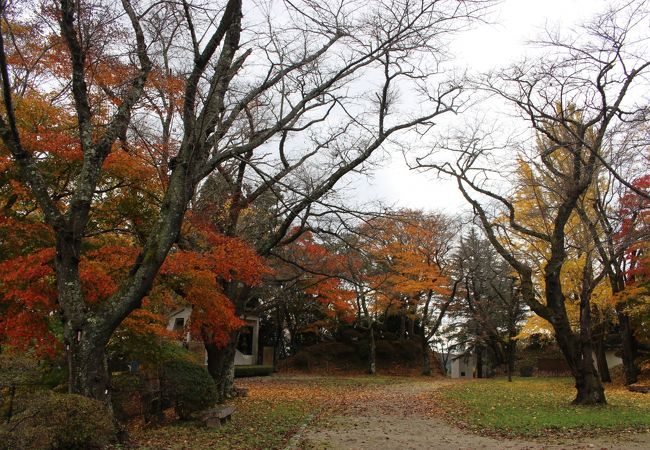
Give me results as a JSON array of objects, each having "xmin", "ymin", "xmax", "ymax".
[{"xmin": 166, "ymin": 306, "xmax": 260, "ymax": 366}]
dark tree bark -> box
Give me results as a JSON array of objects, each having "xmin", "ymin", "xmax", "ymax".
[
  {"xmin": 421, "ymin": 336, "xmax": 432, "ymax": 376},
  {"xmin": 407, "ymin": 315, "xmax": 415, "ymax": 338},
  {"xmin": 368, "ymin": 325, "xmax": 376, "ymax": 375},
  {"xmin": 205, "ymin": 283, "xmax": 251, "ymax": 400},
  {"xmin": 505, "ymin": 339, "xmax": 515, "ymax": 382},
  {"xmin": 617, "ymin": 308, "xmax": 639, "ymax": 385},
  {"xmin": 594, "ymin": 334, "xmax": 612, "ymax": 383},
  {"xmin": 574, "ymin": 260, "xmax": 606, "ymax": 403},
  {"xmin": 475, "ymin": 346, "xmax": 483, "ymax": 379},
  {"xmin": 273, "ymin": 305, "xmax": 283, "ymax": 372},
  {"xmin": 399, "ymin": 309, "xmax": 407, "ymax": 340},
  {"xmin": 582, "ymin": 190, "xmax": 641, "ymax": 385},
  {"xmin": 205, "ymin": 334, "xmax": 238, "ymax": 402}
]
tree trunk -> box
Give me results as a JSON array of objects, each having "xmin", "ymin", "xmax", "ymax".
[
  {"xmin": 594, "ymin": 332, "xmax": 611, "ymax": 383},
  {"xmin": 398, "ymin": 311, "xmax": 406, "ymax": 340},
  {"xmin": 476, "ymin": 346, "xmax": 483, "ymax": 378},
  {"xmin": 540, "ymin": 249, "xmax": 607, "ymax": 405},
  {"xmin": 273, "ymin": 306, "xmax": 283, "ymax": 372},
  {"xmin": 57, "ymin": 235, "xmax": 114, "ymax": 404},
  {"xmin": 552, "ymin": 316, "xmax": 606, "ymax": 405},
  {"xmin": 67, "ymin": 328, "xmax": 111, "ymax": 403},
  {"xmin": 506, "ymin": 339, "xmax": 515, "ymax": 382},
  {"xmin": 576, "ymin": 267, "xmax": 606, "ymax": 404},
  {"xmin": 408, "ymin": 315, "xmax": 415, "ymax": 338},
  {"xmin": 204, "ymin": 282, "xmax": 250, "ymax": 400},
  {"xmin": 574, "ymin": 368, "xmax": 606, "ymax": 404},
  {"xmin": 368, "ymin": 326, "xmax": 376, "ymax": 375},
  {"xmin": 616, "ymin": 308, "xmax": 639, "ymax": 385},
  {"xmin": 421, "ymin": 335, "xmax": 431, "ymax": 376},
  {"xmin": 554, "ymin": 332, "xmax": 606, "ymax": 404},
  {"xmin": 205, "ymin": 332, "xmax": 239, "ymax": 402}
]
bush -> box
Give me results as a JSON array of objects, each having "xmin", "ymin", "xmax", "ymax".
[
  {"xmin": 111, "ymin": 372, "xmax": 144, "ymax": 421},
  {"xmin": 160, "ymin": 359, "xmax": 218, "ymax": 420},
  {"xmin": 0, "ymin": 392, "xmax": 115, "ymax": 450},
  {"xmin": 0, "ymin": 355, "xmax": 55, "ymax": 420},
  {"xmin": 0, "ymin": 354, "xmax": 40, "ymax": 385},
  {"xmin": 108, "ymin": 330, "xmax": 194, "ymax": 370},
  {"xmin": 235, "ymin": 365, "xmax": 274, "ymax": 378}
]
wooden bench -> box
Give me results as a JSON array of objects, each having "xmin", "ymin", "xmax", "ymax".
[{"xmin": 200, "ymin": 406, "xmax": 235, "ymax": 427}]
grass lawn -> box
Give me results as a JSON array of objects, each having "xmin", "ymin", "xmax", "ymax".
[{"xmin": 434, "ymin": 377, "xmax": 650, "ymax": 437}]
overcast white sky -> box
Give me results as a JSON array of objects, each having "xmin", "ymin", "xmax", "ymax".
[{"xmin": 351, "ymin": 0, "xmax": 610, "ymax": 214}]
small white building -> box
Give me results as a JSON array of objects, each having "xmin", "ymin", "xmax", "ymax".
[
  {"xmin": 448, "ymin": 353, "xmax": 475, "ymax": 379},
  {"xmin": 167, "ymin": 307, "xmax": 260, "ymax": 366}
]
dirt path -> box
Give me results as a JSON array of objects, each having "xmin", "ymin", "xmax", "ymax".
[{"xmin": 292, "ymin": 379, "xmax": 650, "ymax": 450}]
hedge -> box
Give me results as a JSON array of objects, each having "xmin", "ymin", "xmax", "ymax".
[
  {"xmin": 0, "ymin": 392, "xmax": 115, "ymax": 450},
  {"xmin": 161, "ymin": 359, "xmax": 218, "ymax": 420},
  {"xmin": 234, "ymin": 365, "xmax": 274, "ymax": 378}
]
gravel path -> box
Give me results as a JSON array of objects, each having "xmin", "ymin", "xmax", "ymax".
[{"xmin": 292, "ymin": 380, "xmax": 650, "ymax": 450}]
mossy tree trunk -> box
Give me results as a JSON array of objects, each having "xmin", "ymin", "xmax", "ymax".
[
  {"xmin": 206, "ymin": 336, "xmax": 239, "ymax": 402},
  {"xmin": 368, "ymin": 325, "xmax": 376, "ymax": 375}
]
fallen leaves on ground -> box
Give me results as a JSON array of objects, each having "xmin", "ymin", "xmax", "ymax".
[
  {"xmin": 122, "ymin": 375, "xmax": 435, "ymax": 450},
  {"xmin": 120, "ymin": 375, "xmax": 650, "ymax": 449}
]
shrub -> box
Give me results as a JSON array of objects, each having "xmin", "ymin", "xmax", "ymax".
[
  {"xmin": 0, "ymin": 354, "xmax": 40, "ymax": 385},
  {"xmin": 0, "ymin": 392, "xmax": 115, "ymax": 450},
  {"xmin": 160, "ymin": 359, "xmax": 218, "ymax": 420},
  {"xmin": 111, "ymin": 372, "xmax": 144, "ymax": 421},
  {"xmin": 234, "ymin": 365, "xmax": 274, "ymax": 378},
  {"xmin": 375, "ymin": 339, "xmax": 394, "ymax": 359},
  {"xmin": 108, "ymin": 331, "xmax": 194, "ymax": 370}
]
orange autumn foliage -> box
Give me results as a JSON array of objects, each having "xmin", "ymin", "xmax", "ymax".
[
  {"xmin": 160, "ymin": 218, "xmax": 270, "ymax": 346},
  {"xmin": 358, "ymin": 211, "xmax": 451, "ymax": 320},
  {"xmin": 0, "ymin": 13, "xmax": 267, "ymax": 355},
  {"xmin": 0, "ymin": 248, "xmax": 59, "ymax": 356},
  {"xmin": 275, "ymin": 232, "xmax": 356, "ymax": 331},
  {"xmin": 0, "ymin": 223, "xmax": 269, "ymax": 352}
]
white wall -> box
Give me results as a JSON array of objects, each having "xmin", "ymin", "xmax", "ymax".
[{"xmin": 450, "ymin": 356, "xmax": 474, "ymax": 379}]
